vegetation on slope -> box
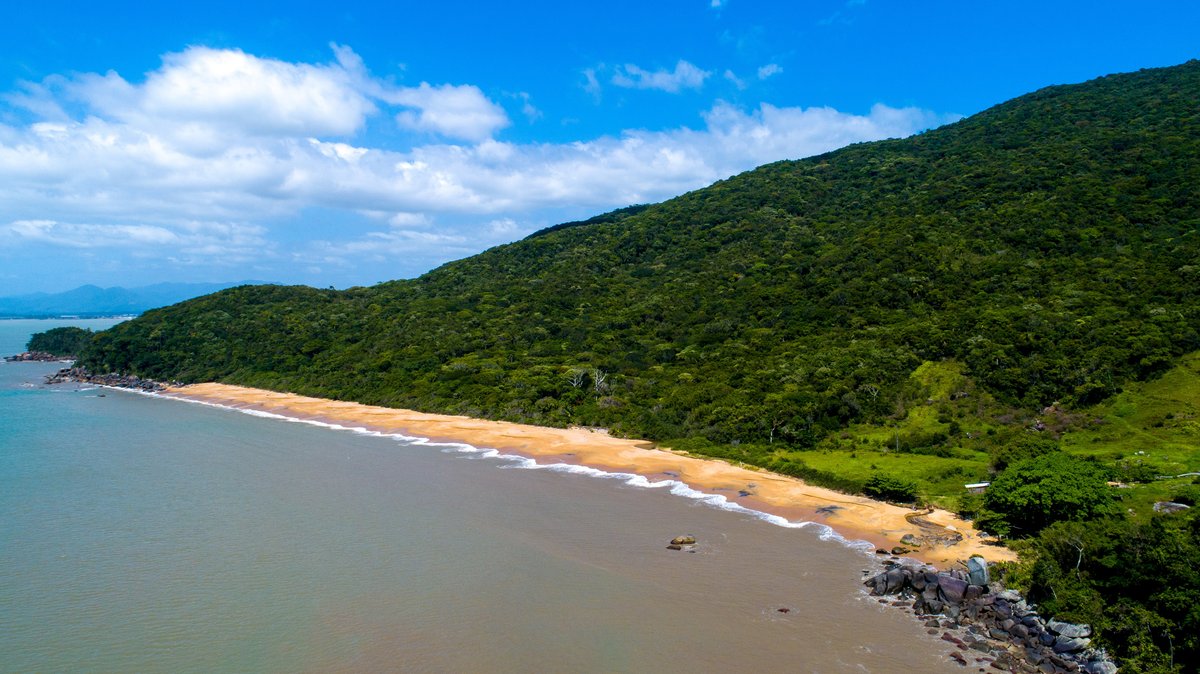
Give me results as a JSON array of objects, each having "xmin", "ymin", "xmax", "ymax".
[
  {"xmin": 26, "ymin": 326, "xmax": 94, "ymax": 357},
  {"xmin": 58, "ymin": 61, "xmax": 1200, "ymax": 671}
]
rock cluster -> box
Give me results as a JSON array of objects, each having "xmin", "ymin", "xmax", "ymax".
[
  {"xmin": 44, "ymin": 367, "xmax": 174, "ymax": 392},
  {"xmin": 865, "ymin": 557, "xmax": 1117, "ymax": 673},
  {"xmin": 4, "ymin": 351, "xmax": 70, "ymax": 362}
]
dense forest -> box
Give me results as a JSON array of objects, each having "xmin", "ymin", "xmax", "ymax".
[
  {"xmin": 26, "ymin": 327, "xmax": 94, "ymax": 357},
  {"xmin": 68, "ymin": 61, "xmax": 1200, "ymax": 671}
]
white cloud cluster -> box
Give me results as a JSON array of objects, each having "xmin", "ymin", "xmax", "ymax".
[
  {"xmin": 0, "ymin": 44, "xmax": 951, "ymax": 281},
  {"xmin": 612, "ymin": 60, "xmax": 711, "ymax": 93},
  {"xmin": 386, "ymin": 82, "xmax": 510, "ymax": 141}
]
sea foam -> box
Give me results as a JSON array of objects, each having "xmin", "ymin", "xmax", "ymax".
[{"xmin": 104, "ymin": 385, "xmax": 876, "ymax": 554}]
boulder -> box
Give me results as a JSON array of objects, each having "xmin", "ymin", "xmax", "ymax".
[
  {"xmin": 1153, "ymin": 501, "xmax": 1191, "ymax": 514},
  {"xmin": 670, "ymin": 535, "xmax": 696, "ymax": 546},
  {"xmin": 1086, "ymin": 661, "xmax": 1117, "ymax": 674},
  {"xmin": 1052, "ymin": 635, "xmax": 1091, "ymax": 653},
  {"xmin": 900, "ymin": 533, "xmax": 923, "ymax": 547},
  {"xmin": 938, "ymin": 574, "xmax": 969, "ymax": 604},
  {"xmin": 1046, "ymin": 621, "xmax": 1091, "ymax": 638},
  {"xmin": 967, "ymin": 556, "xmax": 990, "ymax": 586}
]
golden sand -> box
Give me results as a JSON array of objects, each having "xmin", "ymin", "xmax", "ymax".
[{"xmin": 165, "ymin": 382, "xmax": 1015, "ymax": 568}]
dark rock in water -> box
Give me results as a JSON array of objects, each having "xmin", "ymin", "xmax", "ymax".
[
  {"xmin": 776, "ymin": 607, "xmax": 791, "ymax": 613},
  {"xmin": 949, "ymin": 651, "xmax": 967, "ymax": 666},
  {"xmin": 1046, "ymin": 620, "xmax": 1091, "ymax": 638},
  {"xmin": 969, "ymin": 640, "xmax": 993, "ymax": 653},
  {"xmin": 666, "ymin": 544, "xmax": 682, "ymax": 551},
  {"xmin": 875, "ymin": 548, "xmax": 889, "ymax": 555},
  {"xmin": 890, "ymin": 546, "xmax": 911, "ymax": 555},
  {"xmin": 669, "ymin": 535, "xmax": 696, "ymax": 546},
  {"xmin": 967, "ymin": 556, "xmax": 990, "ymax": 586}
]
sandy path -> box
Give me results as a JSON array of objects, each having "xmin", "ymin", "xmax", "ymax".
[{"xmin": 165, "ymin": 382, "xmax": 1015, "ymax": 568}]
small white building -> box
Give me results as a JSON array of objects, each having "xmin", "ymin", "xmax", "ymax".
[{"xmin": 964, "ymin": 482, "xmax": 991, "ymax": 494}]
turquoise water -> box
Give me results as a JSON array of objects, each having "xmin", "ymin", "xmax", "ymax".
[{"xmin": 0, "ymin": 319, "xmax": 962, "ymax": 673}]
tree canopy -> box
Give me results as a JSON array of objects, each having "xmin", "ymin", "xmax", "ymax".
[
  {"xmin": 27, "ymin": 327, "xmax": 93, "ymax": 357},
  {"xmin": 977, "ymin": 453, "xmax": 1116, "ymax": 537}
]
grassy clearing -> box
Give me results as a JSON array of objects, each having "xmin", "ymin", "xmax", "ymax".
[{"xmin": 723, "ymin": 355, "xmax": 1200, "ymax": 515}]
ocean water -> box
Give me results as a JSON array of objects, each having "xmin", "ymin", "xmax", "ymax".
[{"xmin": 0, "ymin": 319, "xmax": 963, "ymax": 673}]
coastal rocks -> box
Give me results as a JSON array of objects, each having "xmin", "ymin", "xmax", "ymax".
[
  {"xmin": 667, "ymin": 535, "xmax": 697, "ymax": 551},
  {"xmin": 4, "ymin": 350, "xmax": 70, "ymax": 362},
  {"xmin": 43, "ymin": 367, "xmax": 174, "ymax": 392},
  {"xmin": 967, "ymin": 555, "xmax": 991, "ymax": 586},
  {"xmin": 864, "ymin": 559, "xmax": 1118, "ymax": 674},
  {"xmin": 1046, "ymin": 621, "xmax": 1091, "ymax": 639}
]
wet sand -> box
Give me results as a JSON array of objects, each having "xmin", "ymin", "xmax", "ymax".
[{"xmin": 165, "ymin": 382, "xmax": 1015, "ymax": 568}]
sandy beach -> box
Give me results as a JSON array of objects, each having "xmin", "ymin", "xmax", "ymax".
[{"xmin": 165, "ymin": 382, "xmax": 1015, "ymax": 568}]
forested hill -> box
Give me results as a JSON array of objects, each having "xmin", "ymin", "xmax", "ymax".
[{"xmin": 82, "ymin": 61, "xmax": 1200, "ymax": 449}]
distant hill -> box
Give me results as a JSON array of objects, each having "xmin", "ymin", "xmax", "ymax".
[{"xmin": 0, "ymin": 281, "xmax": 269, "ymax": 318}]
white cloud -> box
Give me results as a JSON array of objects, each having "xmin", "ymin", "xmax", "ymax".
[
  {"xmin": 0, "ymin": 44, "xmax": 954, "ymax": 281},
  {"xmin": 723, "ymin": 69, "xmax": 747, "ymax": 90},
  {"xmin": 757, "ymin": 63, "xmax": 783, "ymax": 80},
  {"xmin": 386, "ymin": 82, "xmax": 510, "ymax": 142},
  {"xmin": 510, "ymin": 91, "xmax": 542, "ymax": 123},
  {"xmin": 1, "ymin": 218, "xmax": 267, "ymax": 263},
  {"xmin": 582, "ymin": 68, "xmax": 603, "ymax": 99},
  {"xmin": 612, "ymin": 60, "xmax": 711, "ymax": 93},
  {"xmin": 65, "ymin": 46, "xmax": 377, "ymax": 150}
]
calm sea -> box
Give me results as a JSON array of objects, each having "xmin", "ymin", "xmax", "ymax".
[{"xmin": 0, "ymin": 318, "xmax": 962, "ymax": 673}]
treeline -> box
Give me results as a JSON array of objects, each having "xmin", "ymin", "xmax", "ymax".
[
  {"xmin": 27, "ymin": 327, "xmax": 94, "ymax": 357},
  {"xmin": 80, "ymin": 60, "xmax": 1200, "ymax": 446}
]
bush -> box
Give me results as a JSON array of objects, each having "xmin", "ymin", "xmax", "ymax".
[
  {"xmin": 863, "ymin": 474, "xmax": 919, "ymax": 503},
  {"xmin": 976, "ymin": 453, "xmax": 1116, "ymax": 538}
]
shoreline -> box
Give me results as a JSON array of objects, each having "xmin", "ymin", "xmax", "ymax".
[{"xmin": 163, "ymin": 382, "xmax": 1014, "ymax": 569}]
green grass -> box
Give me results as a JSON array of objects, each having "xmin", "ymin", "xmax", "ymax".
[
  {"xmin": 713, "ymin": 355, "xmax": 1200, "ymax": 515},
  {"xmin": 1060, "ymin": 351, "xmax": 1200, "ymax": 477}
]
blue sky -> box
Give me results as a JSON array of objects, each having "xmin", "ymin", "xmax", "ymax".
[{"xmin": 1, "ymin": 1, "xmax": 1196, "ymax": 294}]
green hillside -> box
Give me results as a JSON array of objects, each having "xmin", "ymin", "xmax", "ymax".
[
  {"xmin": 82, "ymin": 61, "xmax": 1199, "ymax": 456},
  {"xmin": 68, "ymin": 61, "xmax": 1200, "ymax": 671}
]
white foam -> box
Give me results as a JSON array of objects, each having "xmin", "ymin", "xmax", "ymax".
[{"xmin": 120, "ymin": 386, "xmax": 878, "ymax": 555}]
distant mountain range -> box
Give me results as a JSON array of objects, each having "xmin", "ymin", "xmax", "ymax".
[{"xmin": 0, "ymin": 282, "xmax": 269, "ymax": 318}]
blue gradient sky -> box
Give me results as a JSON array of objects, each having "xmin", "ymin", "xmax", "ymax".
[{"xmin": 1, "ymin": 1, "xmax": 1196, "ymax": 294}]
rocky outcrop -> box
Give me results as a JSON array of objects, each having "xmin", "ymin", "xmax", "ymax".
[
  {"xmin": 4, "ymin": 351, "xmax": 71, "ymax": 362},
  {"xmin": 43, "ymin": 367, "xmax": 174, "ymax": 392},
  {"xmin": 667, "ymin": 534, "xmax": 697, "ymax": 551},
  {"xmin": 865, "ymin": 556, "xmax": 1117, "ymax": 673}
]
